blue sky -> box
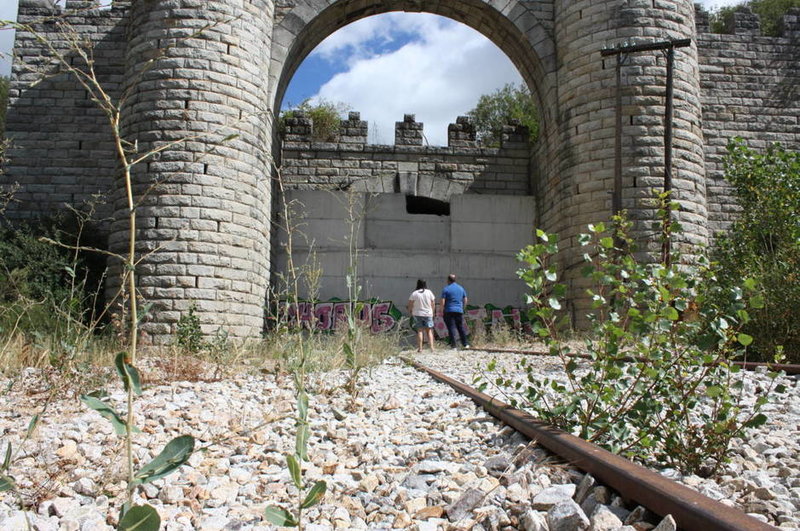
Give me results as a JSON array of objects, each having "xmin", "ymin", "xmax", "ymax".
[{"xmin": 3, "ymin": 1, "xmax": 742, "ymax": 144}]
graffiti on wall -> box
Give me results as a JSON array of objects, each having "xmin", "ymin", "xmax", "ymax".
[
  {"xmin": 445, "ymin": 304, "xmax": 533, "ymax": 338},
  {"xmin": 276, "ymin": 298, "xmax": 403, "ymax": 333},
  {"xmin": 275, "ymin": 299, "xmax": 531, "ymax": 335}
]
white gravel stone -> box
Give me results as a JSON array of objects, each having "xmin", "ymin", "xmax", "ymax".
[{"xmin": 1, "ymin": 350, "xmax": 798, "ymax": 530}]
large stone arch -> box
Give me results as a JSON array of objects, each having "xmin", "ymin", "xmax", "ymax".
[{"xmin": 268, "ymin": 0, "xmax": 558, "ymax": 137}]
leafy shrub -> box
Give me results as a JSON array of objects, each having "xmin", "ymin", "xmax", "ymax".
[
  {"xmin": 493, "ymin": 198, "xmax": 784, "ymax": 475},
  {"xmin": 0, "ymin": 215, "xmax": 104, "ymax": 336},
  {"xmin": 280, "ymin": 99, "xmax": 350, "ymax": 142},
  {"xmin": 175, "ymin": 303, "xmax": 204, "ymax": 354},
  {"xmin": 711, "ymin": 139, "xmax": 800, "ymax": 363}
]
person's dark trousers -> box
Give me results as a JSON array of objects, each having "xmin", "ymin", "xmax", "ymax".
[{"xmin": 444, "ymin": 311, "xmax": 469, "ymax": 347}]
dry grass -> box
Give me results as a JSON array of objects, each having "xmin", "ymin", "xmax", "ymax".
[{"xmin": 1, "ymin": 321, "xmax": 405, "ymax": 396}]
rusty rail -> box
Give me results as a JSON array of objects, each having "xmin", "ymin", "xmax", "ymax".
[
  {"xmin": 402, "ymin": 357, "xmax": 777, "ymax": 531},
  {"xmin": 472, "ymin": 346, "xmax": 800, "ymax": 376}
]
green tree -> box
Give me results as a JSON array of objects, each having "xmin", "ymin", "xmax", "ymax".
[
  {"xmin": 711, "ymin": 139, "xmax": 800, "ymax": 363},
  {"xmin": 467, "ymin": 83, "xmax": 539, "ymax": 147},
  {"xmin": 710, "ymin": 0, "xmax": 800, "ymax": 36},
  {"xmin": 281, "ymin": 98, "xmax": 349, "ymax": 142}
]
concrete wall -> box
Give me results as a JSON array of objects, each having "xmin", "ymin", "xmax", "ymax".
[{"xmin": 274, "ymin": 191, "xmax": 536, "ymax": 311}]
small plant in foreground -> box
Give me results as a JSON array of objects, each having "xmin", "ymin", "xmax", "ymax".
[
  {"xmin": 264, "ymin": 342, "xmax": 327, "ymax": 529},
  {"xmin": 81, "ymin": 352, "xmax": 195, "ymax": 529},
  {"xmin": 0, "ymin": 414, "xmax": 40, "ymax": 496},
  {"xmin": 492, "ymin": 195, "xmax": 786, "ymax": 475}
]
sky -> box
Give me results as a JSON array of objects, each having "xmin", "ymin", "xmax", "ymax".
[{"xmin": 2, "ymin": 0, "xmax": 744, "ymax": 145}]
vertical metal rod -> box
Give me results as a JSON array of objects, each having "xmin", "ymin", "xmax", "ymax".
[
  {"xmin": 664, "ymin": 46, "xmax": 675, "ymax": 195},
  {"xmin": 663, "ymin": 46, "xmax": 675, "ymax": 265},
  {"xmin": 613, "ymin": 54, "xmax": 623, "ymax": 216}
]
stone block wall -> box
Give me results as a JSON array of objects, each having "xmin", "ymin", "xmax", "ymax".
[
  {"xmin": 3, "ymin": 0, "xmax": 131, "ymax": 223},
  {"xmin": 695, "ymin": 6, "xmax": 800, "ymax": 236},
  {"xmin": 3, "ymin": 0, "xmax": 799, "ymax": 340},
  {"xmin": 280, "ymin": 113, "xmax": 532, "ymax": 199}
]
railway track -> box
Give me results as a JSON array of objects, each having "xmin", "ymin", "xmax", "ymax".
[
  {"xmin": 402, "ymin": 355, "xmax": 781, "ymax": 531},
  {"xmin": 471, "ymin": 346, "xmax": 800, "ymax": 376}
]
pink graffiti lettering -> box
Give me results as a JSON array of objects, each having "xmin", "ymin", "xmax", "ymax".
[
  {"xmin": 314, "ymin": 302, "xmax": 333, "ymax": 331},
  {"xmin": 371, "ymin": 301, "xmax": 396, "ymax": 333}
]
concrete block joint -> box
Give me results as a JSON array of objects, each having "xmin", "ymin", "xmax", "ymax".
[{"xmin": 3, "ymin": 0, "xmax": 798, "ymax": 340}]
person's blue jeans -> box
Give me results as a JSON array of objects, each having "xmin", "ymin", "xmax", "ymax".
[{"xmin": 443, "ymin": 311, "xmax": 469, "ymax": 347}]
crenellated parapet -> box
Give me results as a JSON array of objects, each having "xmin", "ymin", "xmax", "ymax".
[
  {"xmin": 4, "ymin": 0, "xmax": 798, "ymax": 342},
  {"xmin": 395, "ymin": 114, "xmax": 424, "ymax": 146},
  {"xmin": 448, "ymin": 116, "xmax": 477, "ymax": 148},
  {"xmin": 694, "ymin": 4, "xmax": 800, "ymax": 37},
  {"xmin": 777, "ymin": 7, "xmax": 800, "ymax": 38},
  {"xmin": 281, "ymin": 112, "xmax": 528, "ymax": 149},
  {"xmin": 340, "ymin": 112, "xmax": 368, "ymax": 144},
  {"xmin": 280, "ymin": 112, "xmax": 531, "ymax": 198}
]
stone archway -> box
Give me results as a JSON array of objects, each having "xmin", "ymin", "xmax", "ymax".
[{"xmin": 5, "ymin": 0, "xmax": 710, "ymax": 340}]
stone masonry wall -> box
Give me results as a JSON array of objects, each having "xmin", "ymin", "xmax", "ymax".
[
  {"xmin": 3, "ymin": 0, "xmax": 130, "ymax": 223},
  {"xmin": 280, "ymin": 113, "xmax": 532, "ymax": 200},
  {"xmin": 695, "ymin": 6, "xmax": 800, "ymax": 236}
]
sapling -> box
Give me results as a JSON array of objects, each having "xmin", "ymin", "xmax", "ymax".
[{"xmin": 485, "ymin": 195, "xmax": 786, "ymax": 474}]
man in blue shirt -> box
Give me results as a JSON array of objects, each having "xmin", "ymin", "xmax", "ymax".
[{"xmin": 440, "ymin": 274, "xmax": 470, "ymax": 348}]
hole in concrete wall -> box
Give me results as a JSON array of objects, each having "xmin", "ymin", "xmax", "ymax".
[{"xmin": 405, "ymin": 195, "xmax": 450, "ymax": 216}]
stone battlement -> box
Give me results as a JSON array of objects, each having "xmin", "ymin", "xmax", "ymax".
[
  {"xmin": 280, "ymin": 113, "xmax": 531, "ymax": 198},
  {"xmin": 2, "ymin": 0, "xmax": 798, "ymax": 342},
  {"xmin": 694, "ymin": 4, "xmax": 800, "ymax": 36},
  {"xmin": 281, "ymin": 112, "xmax": 529, "ymax": 148}
]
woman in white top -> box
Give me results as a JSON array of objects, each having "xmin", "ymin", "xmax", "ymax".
[{"xmin": 407, "ymin": 279, "xmax": 437, "ymax": 353}]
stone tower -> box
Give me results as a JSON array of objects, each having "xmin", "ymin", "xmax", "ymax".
[{"xmin": 107, "ymin": 0, "xmax": 277, "ymax": 340}]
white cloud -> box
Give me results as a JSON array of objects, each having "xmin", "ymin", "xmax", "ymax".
[{"xmin": 309, "ymin": 14, "xmax": 521, "ymax": 146}]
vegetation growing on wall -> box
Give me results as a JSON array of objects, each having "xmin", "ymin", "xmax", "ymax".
[
  {"xmin": 281, "ymin": 99, "xmax": 350, "ymax": 142},
  {"xmin": 711, "ymin": 139, "xmax": 800, "ymax": 363},
  {"xmin": 467, "ymin": 83, "xmax": 539, "ymax": 147},
  {"xmin": 710, "ymin": 0, "xmax": 800, "ymax": 36}
]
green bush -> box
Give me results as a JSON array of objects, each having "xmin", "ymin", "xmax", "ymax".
[
  {"xmin": 710, "ymin": 1, "xmax": 800, "ymax": 36},
  {"xmin": 0, "ymin": 214, "xmax": 104, "ymax": 342},
  {"xmin": 711, "ymin": 139, "xmax": 800, "ymax": 363},
  {"xmin": 280, "ymin": 99, "xmax": 349, "ymax": 142},
  {"xmin": 486, "ymin": 198, "xmax": 784, "ymax": 475}
]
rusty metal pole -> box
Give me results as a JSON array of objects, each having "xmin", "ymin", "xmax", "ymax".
[
  {"xmin": 664, "ymin": 46, "xmax": 675, "ymax": 196},
  {"xmin": 613, "ymin": 53, "xmax": 623, "ymax": 216},
  {"xmin": 662, "ymin": 45, "xmax": 676, "ymax": 265},
  {"xmin": 601, "ymin": 39, "xmax": 690, "ymax": 260}
]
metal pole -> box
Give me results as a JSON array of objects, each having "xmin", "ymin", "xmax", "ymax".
[
  {"xmin": 613, "ymin": 54, "xmax": 623, "ymax": 216},
  {"xmin": 664, "ymin": 46, "xmax": 675, "ymax": 195}
]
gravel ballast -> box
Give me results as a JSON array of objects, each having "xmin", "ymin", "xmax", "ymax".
[{"xmin": 0, "ymin": 348, "xmax": 798, "ymax": 530}]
